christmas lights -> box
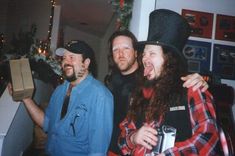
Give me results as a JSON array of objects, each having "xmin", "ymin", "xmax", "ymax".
[{"xmin": 47, "ymin": 0, "xmax": 55, "ymax": 43}]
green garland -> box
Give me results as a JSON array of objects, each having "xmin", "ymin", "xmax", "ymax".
[{"xmin": 111, "ymin": 0, "xmax": 134, "ymax": 30}]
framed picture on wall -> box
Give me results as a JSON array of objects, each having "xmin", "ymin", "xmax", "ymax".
[
  {"xmin": 215, "ymin": 14, "xmax": 235, "ymax": 42},
  {"xmin": 212, "ymin": 44, "xmax": 235, "ymax": 79},
  {"xmin": 183, "ymin": 40, "xmax": 211, "ymax": 73},
  {"xmin": 182, "ymin": 9, "xmax": 213, "ymax": 39}
]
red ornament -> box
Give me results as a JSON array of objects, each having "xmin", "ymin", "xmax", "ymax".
[{"xmin": 120, "ymin": 0, "xmax": 124, "ymax": 9}]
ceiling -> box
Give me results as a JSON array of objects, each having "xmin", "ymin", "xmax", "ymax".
[{"xmin": 58, "ymin": 0, "xmax": 115, "ymax": 37}]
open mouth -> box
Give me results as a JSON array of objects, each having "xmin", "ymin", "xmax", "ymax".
[
  {"xmin": 63, "ymin": 65, "xmax": 73, "ymax": 73},
  {"xmin": 118, "ymin": 58, "xmax": 126, "ymax": 62},
  {"xmin": 144, "ymin": 65, "xmax": 154, "ymax": 77}
]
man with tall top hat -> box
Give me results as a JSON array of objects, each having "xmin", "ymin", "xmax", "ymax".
[{"xmin": 118, "ymin": 9, "xmax": 220, "ymax": 155}]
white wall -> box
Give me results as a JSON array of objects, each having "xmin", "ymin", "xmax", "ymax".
[
  {"xmin": 98, "ymin": 14, "xmax": 117, "ymax": 82},
  {"xmin": 129, "ymin": 0, "xmax": 155, "ymax": 41}
]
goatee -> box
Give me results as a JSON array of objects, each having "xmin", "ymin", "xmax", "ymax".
[
  {"xmin": 65, "ymin": 74, "xmax": 76, "ymax": 82},
  {"xmin": 63, "ymin": 66, "xmax": 77, "ymax": 82}
]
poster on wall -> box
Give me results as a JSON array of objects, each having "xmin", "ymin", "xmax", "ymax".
[
  {"xmin": 183, "ymin": 40, "xmax": 211, "ymax": 74},
  {"xmin": 182, "ymin": 9, "xmax": 213, "ymax": 39},
  {"xmin": 212, "ymin": 44, "xmax": 235, "ymax": 80},
  {"xmin": 215, "ymin": 14, "xmax": 235, "ymax": 42}
]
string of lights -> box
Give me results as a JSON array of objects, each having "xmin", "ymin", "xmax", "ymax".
[
  {"xmin": 0, "ymin": 33, "xmax": 4, "ymax": 49},
  {"xmin": 47, "ymin": 0, "xmax": 55, "ymax": 43},
  {"xmin": 37, "ymin": 0, "xmax": 55, "ymax": 56}
]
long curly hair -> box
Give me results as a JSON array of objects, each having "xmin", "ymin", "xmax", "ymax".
[{"xmin": 127, "ymin": 47, "xmax": 187, "ymax": 123}]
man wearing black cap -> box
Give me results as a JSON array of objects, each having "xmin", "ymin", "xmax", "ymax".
[
  {"xmin": 118, "ymin": 9, "xmax": 220, "ymax": 156},
  {"xmin": 9, "ymin": 40, "xmax": 114, "ymax": 156}
]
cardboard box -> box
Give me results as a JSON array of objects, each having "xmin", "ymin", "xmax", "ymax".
[{"xmin": 9, "ymin": 58, "xmax": 34, "ymax": 101}]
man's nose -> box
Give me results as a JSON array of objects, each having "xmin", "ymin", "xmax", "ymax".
[
  {"xmin": 118, "ymin": 49, "xmax": 124, "ymax": 57},
  {"xmin": 142, "ymin": 55, "xmax": 148, "ymax": 61},
  {"xmin": 62, "ymin": 59, "xmax": 71, "ymax": 67}
]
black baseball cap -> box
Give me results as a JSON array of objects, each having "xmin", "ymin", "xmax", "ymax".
[{"xmin": 55, "ymin": 40, "xmax": 94, "ymax": 60}]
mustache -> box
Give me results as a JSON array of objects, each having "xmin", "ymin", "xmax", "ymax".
[
  {"xmin": 118, "ymin": 57, "xmax": 126, "ymax": 60},
  {"xmin": 63, "ymin": 64, "xmax": 73, "ymax": 68}
]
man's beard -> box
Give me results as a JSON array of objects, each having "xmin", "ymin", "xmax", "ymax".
[
  {"xmin": 116, "ymin": 59, "xmax": 135, "ymax": 73},
  {"xmin": 63, "ymin": 66, "xmax": 77, "ymax": 82}
]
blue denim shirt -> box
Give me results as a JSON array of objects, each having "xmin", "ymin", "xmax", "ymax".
[{"xmin": 43, "ymin": 74, "xmax": 114, "ymax": 156}]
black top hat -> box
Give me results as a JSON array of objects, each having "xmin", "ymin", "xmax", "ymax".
[{"xmin": 138, "ymin": 9, "xmax": 191, "ymax": 59}]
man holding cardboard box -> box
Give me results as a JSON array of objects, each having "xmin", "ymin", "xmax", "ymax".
[
  {"xmin": 9, "ymin": 58, "xmax": 34, "ymax": 101},
  {"xmin": 8, "ymin": 40, "xmax": 114, "ymax": 156}
]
